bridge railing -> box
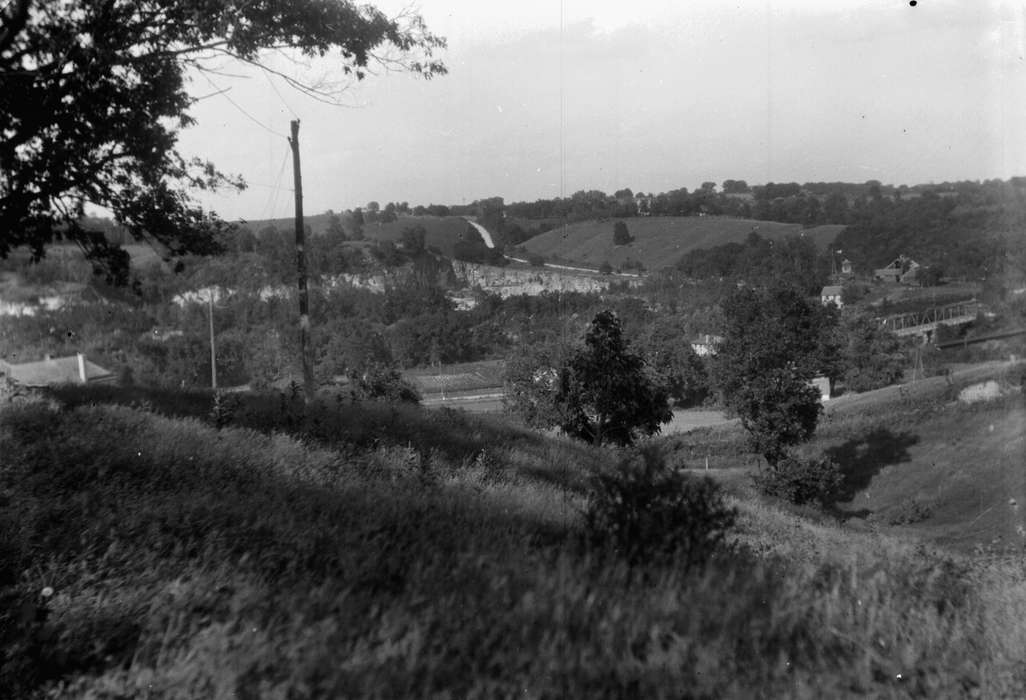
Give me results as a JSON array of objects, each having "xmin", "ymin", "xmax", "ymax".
[{"xmin": 879, "ymin": 300, "xmax": 980, "ymax": 333}]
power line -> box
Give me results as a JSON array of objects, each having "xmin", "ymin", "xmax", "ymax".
[
  {"xmin": 263, "ymin": 69, "xmax": 300, "ymax": 120},
  {"xmin": 199, "ymin": 71, "xmax": 288, "ymax": 139},
  {"xmin": 258, "ymin": 146, "xmax": 292, "ymax": 222}
]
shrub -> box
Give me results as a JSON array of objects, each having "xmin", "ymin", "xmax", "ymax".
[
  {"xmin": 349, "ymin": 367, "xmax": 421, "ymax": 403},
  {"xmin": 209, "ymin": 390, "xmax": 241, "ymax": 428},
  {"xmin": 582, "ymin": 448, "xmax": 737, "ymax": 569},
  {"xmin": 887, "ymin": 497, "xmax": 934, "ymax": 525},
  {"xmin": 752, "ymin": 453, "xmax": 843, "ymax": 506}
]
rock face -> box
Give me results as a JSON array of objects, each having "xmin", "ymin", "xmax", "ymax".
[
  {"xmin": 958, "ymin": 380, "xmax": 1003, "ymax": 404},
  {"xmin": 451, "ymin": 261, "xmax": 631, "ymax": 298}
]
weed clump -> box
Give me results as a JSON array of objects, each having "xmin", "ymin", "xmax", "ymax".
[
  {"xmin": 582, "ymin": 448, "xmax": 736, "ymax": 570},
  {"xmin": 887, "ymin": 496, "xmax": 935, "ymax": 525},
  {"xmin": 752, "ymin": 453, "xmax": 843, "ymax": 506}
]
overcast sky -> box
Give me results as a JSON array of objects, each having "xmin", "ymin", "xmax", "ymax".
[{"xmin": 175, "ymin": 0, "xmax": 1026, "ymax": 222}]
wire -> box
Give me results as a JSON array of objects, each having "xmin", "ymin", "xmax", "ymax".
[
  {"xmin": 263, "ymin": 69, "xmax": 300, "ymax": 120},
  {"xmin": 198, "ymin": 71, "xmax": 288, "ymax": 139},
  {"xmin": 258, "ymin": 146, "xmax": 292, "ymax": 223}
]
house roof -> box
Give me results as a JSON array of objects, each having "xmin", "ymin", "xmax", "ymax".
[
  {"xmin": 0, "ymin": 355, "xmax": 113, "ymax": 387},
  {"xmin": 821, "ymin": 285, "xmax": 843, "ymax": 296}
]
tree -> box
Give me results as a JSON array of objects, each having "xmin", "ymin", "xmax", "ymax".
[
  {"xmin": 558, "ymin": 311, "xmax": 672, "ymax": 446},
  {"xmin": 712, "ymin": 285, "xmax": 834, "ymax": 466},
  {"xmin": 400, "ymin": 225, "xmax": 427, "ymax": 254},
  {"xmin": 839, "ymin": 313, "xmax": 905, "ymax": 393},
  {"xmin": 637, "ymin": 323, "xmax": 709, "ymax": 407},
  {"xmin": 505, "ymin": 312, "xmax": 672, "ymax": 446},
  {"xmin": 613, "ymin": 220, "xmax": 632, "ymax": 246},
  {"xmin": 326, "ymin": 213, "xmax": 347, "ymax": 241},
  {"xmin": 503, "ymin": 337, "xmax": 568, "ymax": 431},
  {"xmin": 0, "ymin": 1, "xmax": 445, "ymax": 281}
]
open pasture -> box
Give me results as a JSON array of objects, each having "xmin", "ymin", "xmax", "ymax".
[{"xmin": 520, "ymin": 217, "xmax": 844, "ymax": 270}]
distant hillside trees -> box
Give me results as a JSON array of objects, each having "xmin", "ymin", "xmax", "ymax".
[{"xmin": 676, "ymin": 232, "xmax": 827, "ymax": 296}]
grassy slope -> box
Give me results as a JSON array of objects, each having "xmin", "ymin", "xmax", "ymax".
[
  {"xmin": 665, "ymin": 361, "xmax": 1026, "ymax": 553},
  {"xmin": 2, "ymin": 385, "xmax": 1025, "ymax": 697},
  {"xmin": 521, "ymin": 217, "xmax": 845, "ymax": 270}
]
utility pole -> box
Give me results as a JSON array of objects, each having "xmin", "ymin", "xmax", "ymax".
[
  {"xmin": 208, "ymin": 289, "xmax": 217, "ymax": 390},
  {"xmin": 289, "ymin": 119, "xmax": 315, "ymax": 401}
]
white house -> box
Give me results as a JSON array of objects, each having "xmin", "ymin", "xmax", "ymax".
[{"xmin": 820, "ymin": 285, "xmax": 843, "ymax": 308}]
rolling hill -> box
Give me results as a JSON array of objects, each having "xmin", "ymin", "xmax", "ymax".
[{"xmin": 520, "ymin": 217, "xmax": 845, "ymax": 270}]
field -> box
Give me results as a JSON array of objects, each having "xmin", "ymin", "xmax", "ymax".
[
  {"xmin": 403, "ymin": 359, "xmax": 505, "ymax": 395},
  {"xmin": 520, "ymin": 217, "xmax": 845, "ymax": 270},
  {"xmin": 2, "ymin": 373, "xmax": 1024, "ymax": 697}
]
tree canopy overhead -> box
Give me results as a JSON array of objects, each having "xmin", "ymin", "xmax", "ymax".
[{"xmin": 0, "ymin": 0, "xmax": 445, "ymax": 281}]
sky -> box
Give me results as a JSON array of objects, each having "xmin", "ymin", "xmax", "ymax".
[{"xmin": 174, "ymin": 0, "xmax": 1026, "ymax": 222}]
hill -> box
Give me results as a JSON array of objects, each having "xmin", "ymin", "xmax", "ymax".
[
  {"xmin": 241, "ymin": 214, "xmax": 474, "ymax": 257},
  {"xmin": 2, "ymin": 384, "xmax": 1024, "ymax": 697},
  {"xmin": 663, "ymin": 360, "xmax": 1026, "ymax": 553},
  {"xmin": 519, "ymin": 217, "xmax": 845, "ymax": 271}
]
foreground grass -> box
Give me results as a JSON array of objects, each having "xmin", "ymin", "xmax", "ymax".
[{"xmin": 2, "ymin": 392, "xmax": 1025, "ymax": 698}]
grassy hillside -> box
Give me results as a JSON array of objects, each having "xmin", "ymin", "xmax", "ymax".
[
  {"xmin": 521, "ymin": 217, "xmax": 844, "ymax": 270},
  {"xmin": 2, "ymin": 384, "xmax": 1024, "ymax": 697},
  {"xmin": 242, "ymin": 215, "xmax": 473, "ymax": 257},
  {"xmin": 662, "ymin": 361, "xmax": 1026, "ymax": 553}
]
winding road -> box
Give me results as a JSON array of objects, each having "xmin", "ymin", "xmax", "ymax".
[{"xmin": 462, "ymin": 218, "xmax": 496, "ymax": 249}]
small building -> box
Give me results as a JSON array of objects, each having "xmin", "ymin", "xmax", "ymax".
[
  {"xmin": 841, "ymin": 258, "xmax": 854, "ymax": 277},
  {"xmin": 820, "ymin": 285, "xmax": 844, "ymax": 308},
  {"xmin": 0, "ymin": 353, "xmax": 115, "ymax": 387},
  {"xmin": 690, "ymin": 334, "xmax": 722, "ymax": 357},
  {"xmin": 874, "ymin": 255, "xmax": 920, "ymax": 284},
  {"xmin": 810, "ymin": 376, "xmax": 832, "ymax": 402}
]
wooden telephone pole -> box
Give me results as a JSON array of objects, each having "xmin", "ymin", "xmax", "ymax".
[
  {"xmin": 208, "ymin": 290, "xmax": 217, "ymax": 389},
  {"xmin": 288, "ymin": 120, "xmax": 315, "ymax": 401}
]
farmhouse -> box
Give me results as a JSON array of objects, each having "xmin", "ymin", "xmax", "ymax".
[
  {"xmin": 820, "ymin": 285, "xmax": 843, "ymax": 308},
  {"xmin": 0, "ymin": 353, "xmax": 115, "ymax": 387},
  {"xmin": 874, "ymin": 255, "xmax": 920, "ymax": 284}
]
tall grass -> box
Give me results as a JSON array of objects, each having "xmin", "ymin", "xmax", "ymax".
[{"xmin": 2, "ymin": 395, "xmax": 1024, "ymax": 697}]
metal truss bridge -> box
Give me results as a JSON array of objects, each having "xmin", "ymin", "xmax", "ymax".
[{"xmin": 878, "ymin": 300, "xmax": 981, "ymax": 339}]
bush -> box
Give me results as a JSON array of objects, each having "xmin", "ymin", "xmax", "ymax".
[
  {"xmin": 582, "ymin": 448, "xmax": 737, "ymax": 569},
  {"xmin": 349, "ymin": 367, "xmax": 421, "ymax": 403},
  {"xmin": 887, "ymin": 497, "xmax": 934, "ymax": 525},
  {"xmin": 752, "ymin": 453, "xmax": 843, "ymax": 506}
]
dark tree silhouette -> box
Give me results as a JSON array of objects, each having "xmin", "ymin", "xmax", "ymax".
[{"xmin": 0, "ymin": 0, "xmax": 445, "ymax": 281}]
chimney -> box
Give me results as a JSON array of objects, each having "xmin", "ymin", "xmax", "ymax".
[{"xmin": 77, "ymin": 353, "xmax": 87, "ymax": 383}]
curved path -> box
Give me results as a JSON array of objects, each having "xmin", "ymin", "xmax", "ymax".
[{"xmin": 462, "ymin": 218, "xmax": 496, "ymax": 249}]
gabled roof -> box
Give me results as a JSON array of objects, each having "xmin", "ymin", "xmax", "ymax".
[
  {"xmin": 0, "ymin": 355, "xmax": 113, "ymax": 387},
  {"xmin": 821, "ymin": 285, "xmax": 843, "ymax": 296}
]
